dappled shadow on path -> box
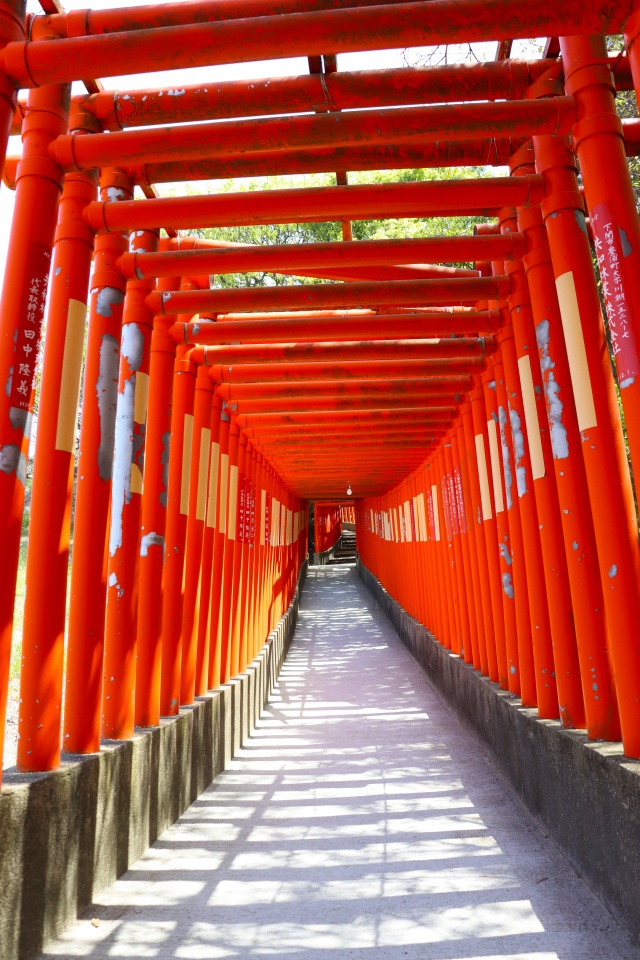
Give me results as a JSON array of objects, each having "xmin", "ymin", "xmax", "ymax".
[{"xmin": 42, "ymin": 566, "xmax": 640, "ymax": 960}]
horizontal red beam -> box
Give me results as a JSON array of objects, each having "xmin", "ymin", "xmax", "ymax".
[
  {"xmin": 85, "ymin": 61, "xmax": 550, "ymax": 132},
  {"xmin": 175, "ymin": 311, "xmax": 500, "ymax": 345},
  {"xmin": 8, "ymin": 121, "xmax": 640, "ymax": 188},
  {"xmin": 231, "ymin": 395, "xmax": 463, "ymax": 412},
  {"xmin": 258, "ymin": 432, "xmax": 444, "ymax": 444},
  {"xmin": 3, "ymin": 0, "xmax": 630, "ymax": 88},
  {"xmin": 41, "ymin": 0, "xmax": 432, "ymax": 36},
  {"xmin": 122, "ymin": 234, "xmax": 524, "ymax": 280},
  {"xmin": 216, "ymin": 377, "xmax": 472, "ymax": 399},
  {"xmin": 153, "ymin": 277, "xmax": 509, "ymax": 316},
  {"xmin": 85, "ymin": 176, "xmax": 544, "ymax": 233},
  {"xmin": 124, "ymin": 139, "xmax": 522, "ymax": 184},
  {"xmin": 3, "ymin": 141, "xmax": 520, "ymax": 190},
  {"xmin": 205, "ymin": 357, "xmax": 485, "ymax": 383},
  {"xmin": 192, "ymin": 336, "xmax": 492, "ymax": 366},
  {"xmin": 236, "ymin": 407, "xmax": 458, "ymax": 425},
  {"xmin": 51, "ymin": 99, "xmax": 575, "ymax": 170},
  {"xmin": 246, "ymin": 426, "xmax": 448, "ymax": 441}
]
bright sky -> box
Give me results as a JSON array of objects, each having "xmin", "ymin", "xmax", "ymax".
[{"xmin": 0, "ymin": 0, "xmax": 540, "ymax": 291}]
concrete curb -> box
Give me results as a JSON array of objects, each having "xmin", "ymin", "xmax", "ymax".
[
  {"xmin": 358, "ymin": 558, "xmax": 640, "ymax": 945},
  {"xmin": 313, "ymin": 542, "xmax": 340, "ymax": 564},
  {"xmin": 0, "ymin": 560, "xmax": 307, "ymax": 960}
]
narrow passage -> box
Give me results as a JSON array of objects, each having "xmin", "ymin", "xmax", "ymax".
[{"xmin": 42, "ymin": 565, "xmax": 640, "ymax": 960}]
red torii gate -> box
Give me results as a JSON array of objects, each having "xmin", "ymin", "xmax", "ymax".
[{"xmin": 1, "ymin": 0, "xmax": 640, "ymax": 797}]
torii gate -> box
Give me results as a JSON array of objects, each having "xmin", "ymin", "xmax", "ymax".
[{"xmin": 0, "ymin": 0, "xmax": 640, "ymax": 787}]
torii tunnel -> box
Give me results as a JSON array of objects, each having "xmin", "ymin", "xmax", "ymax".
[{"xmin": 2, "ymin": 0, "xmax": 640, "ymax": 956}]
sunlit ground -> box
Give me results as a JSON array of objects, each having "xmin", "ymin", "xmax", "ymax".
[{"xmin": 41, "ymin": 566, "xmax": 640, "ymax": 960}]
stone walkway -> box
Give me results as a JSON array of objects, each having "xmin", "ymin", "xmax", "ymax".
[{"xmin": 42, "ymin": 564, "xmax": 640, "ymax": 960}]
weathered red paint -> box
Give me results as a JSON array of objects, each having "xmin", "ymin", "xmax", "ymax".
[{"xmin": 1, "ymin": 0, "xmax": 632, "ymax": 88}]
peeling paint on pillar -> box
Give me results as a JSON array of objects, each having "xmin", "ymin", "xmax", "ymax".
[
  {"xmin": 109, "ymin": 324, "xmax": 144, "ymax": 558},
  {"xmin": 95, "ymin": 286, "xmax": 125, "ymax": 318},
  {"xmin": 108, "ymin": 570, "xmax": 124, "ymax": 598},
  {"xmin": 536, "ymin": 318, "xmax": 569, "ymax": 459},
  {"xmin": 9, "ymin": 405, "xmax": 31, "ymax": 438},
  {"xmin": 109, "ymin": 376, "xmax": 136, "ymax": 557},
  {"xmin": 502, "ymin": 572, "xmax": 514, "ymax": 598},
  {"xmin": 0, "ymin": 444, "xmax": 27, "ymax": 485},
  {"xmin": 508, "ymin": 406, "xmax": 527, "ymax": 497},
  {"xmin": 140, "ymin": 531, "xmax": 165, "ymax": 557},
  {"xmin": 96, "ymin": 334, "xmax": 120, "ymax": 481},
  {"xmin": 498, "ymin": 405, "xmax": 513, "ymax": 510},
  {"xmin": 499, "ymin": 542, "xmax": 512, "ymax": 566}
]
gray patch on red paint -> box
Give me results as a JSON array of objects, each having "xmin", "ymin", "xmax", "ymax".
[
  {"xmin": 121, "ymin": 323, "xmax": 144, "ymax": 371},
  {"xmin": 141, "ymin": 531, "xmax": 165, "ymax": 557},
  {"xmin": 96, "ymin": 333, "xmax": 120, "ymax": 481},
  {"xmin": 109, "ymin": 376, "xmax": 136, "ymax": 557},
  {"xmin": 9, "ymin": 406, "xmax": 31, "ymax": 436},
  {"xmin": 509, "ymin": 406, "xmax": 527, "ymax": 497},
  {"xmin": 619, "ymin": 225, "xmax": 632, "ymax": 257},
  {"xmin": 502, "ymin": 572, "xmax": 514, "ymax": 598},
  {"xmin": 536, "ymin": 318, "xmax": 569, "ymax": 459},
  {"xmin": 499, "ymin": 542, "xmax": 512, "ymax": 566},
  {"xmin": 0, "ymin": 443, "xmax": 27, "ymax": 485},
  {"xmin": 498, "ymin": 405, "xmax": 513, "ymax": 510},
  {"xmin": 574, "ymin": 209, "xmax": 588, "ymax": 235},
  {"xmin": 95, "ymin": 286, "xmax": 124, "ymax": 318}
]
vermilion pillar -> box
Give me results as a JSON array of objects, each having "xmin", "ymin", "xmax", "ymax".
[
  {"xmin": 21, "ymin": 168, "xmax": 96, "ymax": 765},
  {"xmin": 219, "ymin": 414, "xmax": 239, "ymax": 683},
  {"xmin": 0, "ymin": 0, "xmax": 24, "ymax": 175},
  {"xmin": 453, "ymin": 420, "xmax": 482, "ymax": 670},
  {"xmin": 63, "ymin": 170, "xmax": 132, "ymax": 755},
  {"xmin": 534, "ymin": 133, "xmax": 637, "ymax": 750},
  {"xmin": 470, "ymin": 385, "xmax": 506, "ymax": 686},
  {"xmin": 510, "ymin": 147, "xmax": 613, "ymax": 736},
  {"xmin": 437, "ymin": 447, "xmax": 458, "ymax": 652},
  {"xmin": 209, "ymin": 407, "xmax": 231, "ymax": 688},
  {"xmin": 561, "ymin": 34, "xmax": 640, "ymax": 483},
  {"xmin": 136, "ymin": 281, "xmax": 178, "ymax": 728},
  {"xmin": 501, "ymin": 217, "xmax": 584, "ymax": 724},
  {"xmin": 237, "ymin": 441, "xmax": 255, "ymax": 672},
  {"xmin": 0, "ymin": 85, "xmax": 68, "ymax": 772},
  {"xmin": 495, "ymin": 326, "xmax": 550, "ymax": 710},
  {"xmin": 160, "ymin": 346, "xmax": 197, "ymax": 716},
  {"xmin": 103, "ymin": 229, "xmax": 158, "ymax": 740},
  {"xmin": 490, "ymin": 348, "xmax": 527, "ymax": 699},
  {"xmin": 443, "ymin": 439, "xmax": 471, "ymax": 660},
  {"xmin": 459, "ymin": 406, "xmax": 492, "ymax": 675},
  {"xmin": 519, "ymin": 212, "xmax": 606, "ymax": 735},
  {"xmin": 248, "ymin": 447, "xmax": 263, "ymax": 663},
  {"xmin": 195, "ymin": 394, "xmax": 223, "ymax": 696},
  {"xmin": 180, "ymin": 365, "xmax": 214, "ymax": 705},
  {"xmin": 20, "ymin": 183, "xmax": 98, "ymax": 773},
  {"xmin": 229, "ymin": 432, "xmax": 247, "ymax": 677},
  {"xmin": 427, "ymin": 459, "xmax": 449, "ymax": 648},
  {"xmin": 482, "ymin": 362, "xmax": 517, "ymax": 693}
]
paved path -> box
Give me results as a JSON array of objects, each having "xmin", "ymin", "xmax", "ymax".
[{"xmin": 43, "ymin": 564, "xmax": 640, "ymax": 960}]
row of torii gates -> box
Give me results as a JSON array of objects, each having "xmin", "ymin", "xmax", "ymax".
[{"xmin": 1, "ymin": 0, "xmax": 640, "ymax": 789}]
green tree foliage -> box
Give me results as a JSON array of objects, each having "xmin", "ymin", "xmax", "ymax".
[{"xmin": 184, "ymin": 168, "xmax": 491, "ymax": 288}]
